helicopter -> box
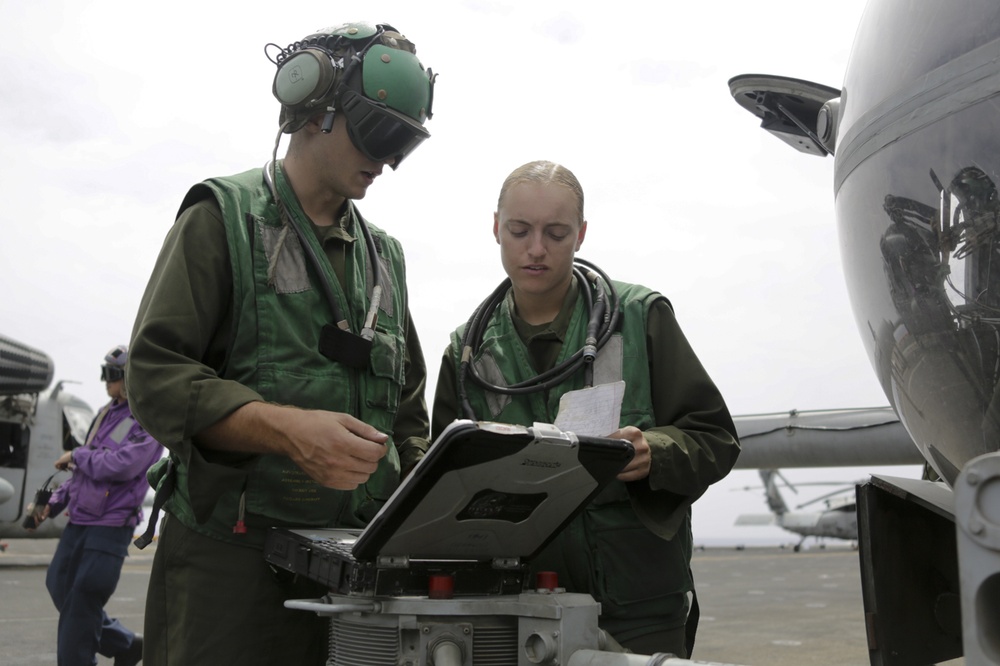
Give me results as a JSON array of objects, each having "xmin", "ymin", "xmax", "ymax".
[
  {"xmin": 726, "ymin": 406, "xmax": 920, "ymax": 552},
  {"xmin": 734, "ymin": 469, "xmax": 861, "ymax": 552},
  {"xmin": 0, "ymin": 333, "xmax": 93, "ymax": 540},
  {"xmin": 729, "ymin": 0, "xmax": 1000, "ymax": 663}
]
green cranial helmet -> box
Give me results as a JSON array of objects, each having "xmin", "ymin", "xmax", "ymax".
[{"xmin": 269, "ymin": 22, "xmax": 436, "ymax": 166}]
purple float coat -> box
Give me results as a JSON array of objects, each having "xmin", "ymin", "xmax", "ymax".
[{"xmin": 48, "ymin": 398, "xmax": 163, "ymax": 528}]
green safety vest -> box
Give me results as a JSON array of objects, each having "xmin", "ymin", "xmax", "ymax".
[
  {"xmin": 155, "ymin": 166, "xmax": 407, "ymax": 547},
  {"xmin": 449, "ymin": 282, "xmax": 693, "ymax": 635}
]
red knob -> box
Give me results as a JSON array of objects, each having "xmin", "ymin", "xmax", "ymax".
[
  {"xmin": 536, "ymin": 571, "xmax": 559, "ymax": 591},
  {"xmin": 428, "ymin": 574, "xmax": 454, "ymax": 599}
]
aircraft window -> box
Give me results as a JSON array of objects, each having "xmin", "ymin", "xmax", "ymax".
[
  {"xmin": 63, "ymin": 403, "xmax": 92, "ymax": 450},
  {"xmin": 62, "ymin": 412, "xmax": 82, "ymax": 451},
  {"xmin": 0, "ymin": 423, "xmax": 29, "ymax": 469}
]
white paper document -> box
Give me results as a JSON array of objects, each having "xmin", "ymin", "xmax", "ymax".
[{"xmin": 553, "ymin": 381, "xmax": 625, "ymax": 437}]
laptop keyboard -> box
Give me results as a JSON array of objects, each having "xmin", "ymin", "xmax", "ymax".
[{"xmin": 311, "ymin": 537, "xmax": 358, "ymax": 560}]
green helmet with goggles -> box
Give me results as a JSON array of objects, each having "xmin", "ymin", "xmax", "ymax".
[{"xmin": 268, "ymin": 22, "xmax": 436, "ymax": 167}]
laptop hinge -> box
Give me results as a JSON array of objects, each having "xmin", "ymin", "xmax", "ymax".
[
  {"xmin": 493, "ymin": 557, "xmax": 521, "ymax": 570},
  {"xmin": 531, "ymin": 421, "xmax": 577, "ymax": 445},
  {"xmin": 376, "ymin": 555, "xmax": 411, "ymax": 569}
]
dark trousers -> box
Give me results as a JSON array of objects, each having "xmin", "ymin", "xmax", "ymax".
[
  {"xmin": 46, "ymin": 523, "xmax": 136, "ymax": 666},
  {"xmin": 144, "ymin": 516, "xmax": 329, "ymax": 665}
]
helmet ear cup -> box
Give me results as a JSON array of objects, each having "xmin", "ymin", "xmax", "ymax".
[{"xmin": 272, "ymin": 48, "xmax": 338, "ymax": 109}]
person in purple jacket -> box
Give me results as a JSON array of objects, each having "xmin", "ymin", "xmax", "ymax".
[{"xmin": 30, "ymin": 345, "xmax": 163, "ymax": 666}]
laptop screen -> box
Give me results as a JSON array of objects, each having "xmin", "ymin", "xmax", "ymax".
[{"xmin": 353, "ymin": 420, "xmax": 634, "ymax": 562}]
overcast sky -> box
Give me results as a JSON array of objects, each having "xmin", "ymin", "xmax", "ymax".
[{"xmin": 1, "ymin": 0, "xmax": 920, "ymax": 543}]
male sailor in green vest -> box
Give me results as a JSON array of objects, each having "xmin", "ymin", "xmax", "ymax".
[
  {"xmin": 433, "ymin": 160, "xmax": 740, "ymax": 659},
  {"xmin": 128, "ymin": 22, "xmax": 435, "ymax": 665}
]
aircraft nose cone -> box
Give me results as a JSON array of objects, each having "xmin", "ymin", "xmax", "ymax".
[{"xmin": 835, "ymin": 0, "xmax": 1000, "ymax": 484}]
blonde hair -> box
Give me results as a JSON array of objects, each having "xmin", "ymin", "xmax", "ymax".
[{"xmin": 497, "ymin": 160, "xmax": 585, "ymax": 223}]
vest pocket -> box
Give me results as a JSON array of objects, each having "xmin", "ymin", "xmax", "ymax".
[
  {"xmin": 245, "ymin": 455, "xmax": 347, "ymax": 526},
  {"xmin": 366, "ymin": 329, "xmax": 404, "ymax": 415},
  {"xmin": 587, "ymin": 502, "xmax": 691, "ymax": 610},
  {"xmin": 73, "ymin": 483, "xmax": 110, "ymax": 519}
]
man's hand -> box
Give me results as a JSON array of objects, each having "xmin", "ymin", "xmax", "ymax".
[
  {"xmin": 610, "ymin": 426, "xmax": 651, "ymax": 482},
  {"xmin": 54, "ymin": 451, "xmax": 74, "ymax": 471},
  {"xmin": 198, "ymin": 402, "xmax": 390, "ymax": 490},
  {"xmin": 281, "ymin": 410, "xmax": 389, "ymax": 489},
  {"xmin": 23, "ymin": 503, "xmax": 51, "ymax": 530}
]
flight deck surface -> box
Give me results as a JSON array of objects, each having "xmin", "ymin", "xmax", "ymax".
[{"xmin": 0, "ymin": 538, "xmax": 965, "ymax": 665}]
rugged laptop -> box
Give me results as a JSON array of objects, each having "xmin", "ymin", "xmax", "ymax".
[{"xmin": 263, "ymin": 420, "xmax": 634, "ymax": 597}]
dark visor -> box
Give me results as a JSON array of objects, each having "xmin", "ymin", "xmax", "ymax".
[
  {"xmin": 101, "ymin": 365, "xmax": 124, "ymax": 382},
  {"xmin": 340, "ymin": 89, "xmax": 429, "ymax": 168}
]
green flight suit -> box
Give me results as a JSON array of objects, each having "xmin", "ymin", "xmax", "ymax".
[{"xmin": 129, "ymin": 162, "xmax": 429, "ymax": 665}]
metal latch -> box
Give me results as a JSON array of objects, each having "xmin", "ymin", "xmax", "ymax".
[
  {"xmin": 492, "ymin": 557, "xmax": 521, "ymax": 570},
  {"xmin": 376, "ymin": 554, "xmax": 411, "ymax": 569}
]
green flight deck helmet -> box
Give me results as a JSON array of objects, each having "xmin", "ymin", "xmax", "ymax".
[{"xmin": 270, "ymin": 21, "xmax": 436, "ymax": 168}]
